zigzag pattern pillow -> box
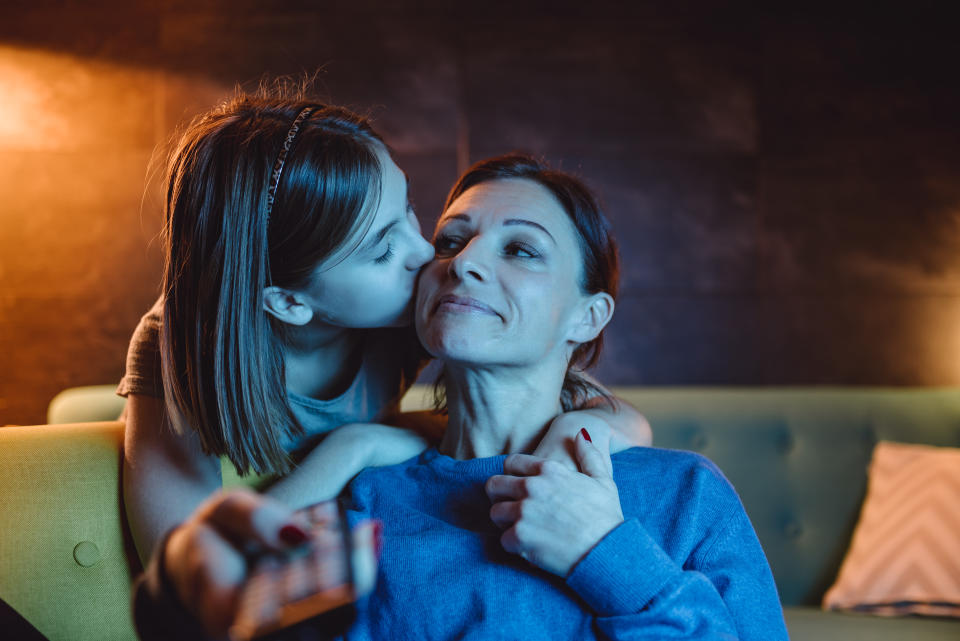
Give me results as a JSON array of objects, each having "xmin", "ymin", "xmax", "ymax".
[{"xmin": 823, "ymin": 441, "xmax": 960, "ymax": 617}]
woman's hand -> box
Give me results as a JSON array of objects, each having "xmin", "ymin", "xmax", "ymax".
[
  {"xmin": 485, "ymin": 429, "xmax": 624, "ymax": 577},
  {"xmin": 163, "ymin": 490, "xmax": 312, "ymax": 638},
  {"xmin": 163, "ymin": 490, "xmax": 378, "ymax": 639}
]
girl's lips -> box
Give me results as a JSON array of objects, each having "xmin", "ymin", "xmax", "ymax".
[{"xmin": 434, "ymin": 294, "xmax": 498, "ymax": 317}]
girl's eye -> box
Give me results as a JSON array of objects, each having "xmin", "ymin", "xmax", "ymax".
[
  {"xmin": 505, "ymin": 242, "xmax": 539, "ymax": 259},
  {"xmin": 374, "ymin": 244, "xmax": 395, "ymax": 264},
  {"xmin": 433, "ymin": 234, "xmax": 464, "ymax": 255}
]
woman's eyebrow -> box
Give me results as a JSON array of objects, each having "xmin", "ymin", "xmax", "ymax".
[
  {"xmin": 440, "ymin": 213, "xmax": 557, "ymax": 244},
  {"xmin": 503, "ymin": 218, "xmax": 556, "ymax": 244}
]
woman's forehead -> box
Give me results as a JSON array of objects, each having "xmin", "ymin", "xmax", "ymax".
[{"xmin": 439, "ymin": 178, "xmax": 570, "ymax": 233}]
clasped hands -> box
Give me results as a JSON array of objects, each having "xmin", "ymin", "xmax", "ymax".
[{"xmin": 485, "ymin": 425, "xmax": 625, "ymax": 577}]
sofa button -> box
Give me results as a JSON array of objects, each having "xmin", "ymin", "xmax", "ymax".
[
  {"xmin": 73, "ymin": 541, "xmax": 101, "ymax": 567},
  {"xmin": 783, "ymin": 521, "xmax": 803, "ymax": 540},
  {"xmin": 778, "ymin": 430, "xmax": 794, "ymax": 455},
  {"xmin": 689, "ymin": 432, "xmax": 708, "ymax": 451}
]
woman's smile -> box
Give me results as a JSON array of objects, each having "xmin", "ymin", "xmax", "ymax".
[{"xmin": 434, "ymin": 294, "xmax": 500, "ymax": 318}]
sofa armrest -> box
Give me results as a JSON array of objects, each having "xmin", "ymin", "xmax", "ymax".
[{"xmin": 0, "ymin": 421, "xmax": 138, "ymax": 641}]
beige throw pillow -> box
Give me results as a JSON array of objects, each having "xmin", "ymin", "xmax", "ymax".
[{"xmin": 823, "ymin": 441, "xmax": 960, "ymax": 618}]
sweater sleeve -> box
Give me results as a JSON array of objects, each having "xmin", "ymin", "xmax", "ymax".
[
  {"xmin": 565, "ymin": 512, "xmax": 788, "ymax": 641},
  {"xmin": 117, "ymin": 297, "xmax": 165, "ymax": 398},
  {"xmin": 565, "ymin": 518, "xmax": 738, "ymax": 639}
]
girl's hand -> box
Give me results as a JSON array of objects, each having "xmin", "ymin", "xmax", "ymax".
[
  {"xmin": 532, "ymin": 411, "xmax": 614, "ymax": 470},
  {"xmin": 532, "ymin": 401, "xmax": 651, "ymax": 471},
  {"xmin": 485, "ymin": 429, "xmax": 624, "ymax": 577}
]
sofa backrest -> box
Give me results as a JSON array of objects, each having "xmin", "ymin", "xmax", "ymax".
[{"xmin": 605, "ymin": 387, "xmax": 960, "ymax": 606}]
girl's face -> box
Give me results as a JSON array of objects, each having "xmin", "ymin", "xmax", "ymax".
[
  {"xmin": 415, "ymin": 178, "xmax": 590, "ymax": 366},
  {"xmin": 301, "ymin": 147, "xmax": 435, "ymax": 328}
]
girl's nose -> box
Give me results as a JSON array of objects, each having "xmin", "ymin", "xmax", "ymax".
[{"xmin": 407, "ymin": 231, "xmax": 435, "ymax": 270}]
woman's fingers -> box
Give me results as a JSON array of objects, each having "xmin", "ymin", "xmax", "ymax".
[
  {"xmin": 484, "ymin": 474, "xmax": 527, "ymax": 502},
  {"xmin": 502, "ymin": 453, "xmax": 551, "ymax": 476},
  {"xmin": 197, "ymin": 489, "xmax": 310, "ymax": 552},
  {"xmin": 499, "ymin": 524, "xmax": 524, "ymax": 559},
  {"xmin": 165, "ymin": 517, "xmax": 250, "ymax": 638},
  {"xmin": 166, "ymin": 491, "xmax": 353, "ymax": 639},
  {"xmin": 489, "ymin": 500, "xmax": 523, "ymax": 529}
]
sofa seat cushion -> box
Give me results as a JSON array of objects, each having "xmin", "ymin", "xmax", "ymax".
[{"xmin": 784, "ymin": 607, "xmax": 960, "ymax": 640}]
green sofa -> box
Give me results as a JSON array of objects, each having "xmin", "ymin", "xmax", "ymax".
[{"xmin": 2, "ymin": 385, "xmax": 959, "ymax": 640}]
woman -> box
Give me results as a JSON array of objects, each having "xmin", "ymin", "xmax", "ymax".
[
  {"xmin": 121, "ymin": 90, "xmax": 651, "ymax": 563},
  {"xmin": 136, "ymin": 154, "xmax": 788, "ymax": 640}
]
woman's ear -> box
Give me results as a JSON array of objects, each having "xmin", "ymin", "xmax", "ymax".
[
  {"xmin": 567, "ymin": 292, "xmax": 615, "ymax": 344},
  {"xmin": 262, "ymin": 286, "xmax": 314, "ymax": 326}
]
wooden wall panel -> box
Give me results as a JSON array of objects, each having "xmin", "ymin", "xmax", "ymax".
[{"xmin": 1, "ymin": 3, "xmax": 958, "ymax": 423}]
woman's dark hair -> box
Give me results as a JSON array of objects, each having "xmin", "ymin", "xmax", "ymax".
[
  {"xmin": 437, "ymin": 153, "xmax": 621, "ymax": 410},
  {"xmin": 160, "ymin": 89, "xmax": 385, "ymax": 475}
]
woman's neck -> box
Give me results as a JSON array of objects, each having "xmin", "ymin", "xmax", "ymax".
[
  {"xmin": 282, "ymin": 324, "xmax": 363, "ymax": 400},
  {"xmin": 439, "ymin": 363, "xmax": 566, "ymax": 459}
]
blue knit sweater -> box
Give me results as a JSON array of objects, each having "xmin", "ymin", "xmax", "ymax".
[{"xmin": 341, "ymin": 446, "xmax": 788, "ymax": 640}]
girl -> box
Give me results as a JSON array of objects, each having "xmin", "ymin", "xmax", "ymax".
[{"xmin": 121, "ymin": 89, "xmax": 651, "ymax": 563}]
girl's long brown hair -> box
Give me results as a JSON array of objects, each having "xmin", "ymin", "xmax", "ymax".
[{"xmin": 160, "ymin": 90, "xmax": 384, "ymax": 475}]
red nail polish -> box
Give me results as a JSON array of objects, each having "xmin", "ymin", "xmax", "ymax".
[
  {"xmin": 580, "ymin": 428, "xmax": 592, "ymax": 443},
  {"xmin": 373, "ymin": 520, "xmax": 383, "ymax": 559},
  {"xmin": 279, "ymin": 524, "xmax": 309, "ymax": 546}
]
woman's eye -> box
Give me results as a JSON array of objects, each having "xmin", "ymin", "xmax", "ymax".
[
  {"xmin": 374, "ymin": 243, "xmax": 395, "ymax": 264},
  {"xmin": 505, "ymin": 242, "xmax": 539, "ymax": 259},
  {"xmin": 433, "ymin": 234, "xmax": 463, "ymax": 255}
]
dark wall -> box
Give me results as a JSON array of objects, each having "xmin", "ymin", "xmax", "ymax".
[{"xmin": 2, "ymin": 2, "xmax": 959, "ymax": 424}]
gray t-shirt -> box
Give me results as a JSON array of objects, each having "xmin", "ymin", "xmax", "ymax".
[{"xmin": 117, "ymin": 298, "xmax": 425, "ymax": 453}]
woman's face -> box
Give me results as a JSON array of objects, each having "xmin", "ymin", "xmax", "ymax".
[
  {"xmin": 302, "ymin": 146, "xmax": 435, "ymax": 328},
  {"xmin": 416, "ymin": 178, "xmax": 590, "ymax": 366}
]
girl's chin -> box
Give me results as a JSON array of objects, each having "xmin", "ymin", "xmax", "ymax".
[{"xmin": 383, "ymin": 300, "xmax": 416, "ymax": 327}]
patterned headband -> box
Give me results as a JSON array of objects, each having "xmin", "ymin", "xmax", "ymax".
[{"xmin": 266, "ymin": 106, "xmax": 317, "ymax": 222}]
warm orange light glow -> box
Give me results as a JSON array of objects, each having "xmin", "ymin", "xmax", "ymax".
[
  {"xmin": 0, "ymin": 45, "xmax": 157, "ymax": 150},
  {"xmin": 0, "ymin": 46, "xmax": 227, "ymax": 153}
]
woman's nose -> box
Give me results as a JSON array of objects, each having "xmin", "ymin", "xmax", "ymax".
[{"xmin": 447, "ymin": 240, "xmax": 488, "ymax": 282}]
